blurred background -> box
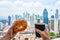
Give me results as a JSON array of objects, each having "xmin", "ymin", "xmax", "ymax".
[{"xmin": 0, "ymin": 0, "xmax": 60, "ymax": 40}]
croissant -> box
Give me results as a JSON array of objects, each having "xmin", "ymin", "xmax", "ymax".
[{"xmin": 12, "ymin": 19, "xmax": 27, "ymax": 33}]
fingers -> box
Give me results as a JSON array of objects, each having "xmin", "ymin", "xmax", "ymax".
[
  {"xmin": 44, "ymin": 28, "xmax": 49, "ymax": 36},
  {"xmin": 35, "ymin": 28, "xmax": 43, "ymax": 35},
  {"xmin": 44, "ymin": 29, "xmax": 49, "ymax": 36},
  {"xmin": 35, "ymin": 28, "xmax": 50, "ymax": 39}
]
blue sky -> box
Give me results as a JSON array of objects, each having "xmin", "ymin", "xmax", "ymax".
[{"xmin": 0, "ymin": 0, "xmax": 60, "ymax": 18}]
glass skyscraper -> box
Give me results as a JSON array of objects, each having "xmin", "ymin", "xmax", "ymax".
[
  {"xmin": 43, "ymin": 9, "xmax": 48, "ymax": 24},
  {"xmin": 55, "ymin": 9, "xmax": 58, "ymax": 19},
  {"xmin": 8, "ymin": 16, "xmax": 11, "ymax": 25}
]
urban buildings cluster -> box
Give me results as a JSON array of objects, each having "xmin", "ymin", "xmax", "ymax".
[
  {"xmin": 0, "ymin": 9, "xmax": 59, "ymax": 29},
  {"xmin": 0, "ymin": 8, "xmax": 60, "ymax": 40}
]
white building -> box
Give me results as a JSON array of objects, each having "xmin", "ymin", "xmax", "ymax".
[
  {"xmin": 58, "ymin": 15, "xmax": 60, "ymax": 30},
  {"xmin": 58, "ymin": 19, "xmax": 60, "ymax": 31},
  {"xmin": 48, "ymin": 18, "xmax": 54, "ymax": 32},
  {"xmin": 0, "ymin": 22, "xmax": 4, "ymax": 31},
  {"xmin": 54, "ymin": 19, "xmax": 58, "ymax": 34},
  {"xmin": 49, "ymin": 18, "xmax": 58, "ymax": 34}
]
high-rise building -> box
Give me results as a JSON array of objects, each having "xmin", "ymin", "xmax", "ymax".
[
  {"xmin": 55, "ymin": 9, "xmax": 58, "ymax": 19},
  {"xmin": 23, "ymin": 12, "xmax": 30, "ymax": 21},
  {"xmin": 54, "ymin": 19, "xmax": 58, "ymax": 34},
  {"xmin": 0, "ymin": 20, "xmax": 6, "ymax": 24},
  {"xmin": 48, "ymin": 18, "xmax": 58, "ymax": 34},
  {"xmin": 15, "ymin": 15, "xmax": 19, "ymax": 20},
  {"xmin": 48, "ymin": 15, "xmax": 54, "ymax": 31},
  {"xmin": 8, "ymin": 16, "xmax": 11, "ymax": 25},
  {"xmin": 58, "ymin": 19, "xmax": 60, "ymax": 30},
  {"xmin": 50, "ymin": 19, "xmax": 54, "ymax": 31},
  {"xmin": 54, "ymin": 9, "xmax": 59, "ymax": 34},
  {"xmin": 58, "ymin": 15, "xmax": 60, "ymax": 30},
  {"xmin": 43, "ymin": 9, "xmax": 48, "ymax": 24},
  {"xmin": 0, "ymin": 22, "xmax": 4, "ymax": 31},
  {"xmin": 30, "ymin": 16, "xmax": 34, "ymax": 27}
]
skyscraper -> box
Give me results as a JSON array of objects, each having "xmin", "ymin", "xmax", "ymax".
[
  {"xmin": 43, "ymin": 9, "xmax": 48, "ymax": 24},
  {"xmin": 54, "ymin": 9, "xmax": 59, "ymax": 34},
  {"xmin": 54, "ymin": 19, "xmax": 58, "ymax": 34},
  {"xmin": 0, "ymin": 22, "xmax": 3, "ymax": 30},
  {"xmin": 15, "ymin": 15, "xmax": 19, "ymax": 20},
  {"xmin": 55, "ymin": 9, "xmax": 58, "ymax": 19},
  {"xmin": 8, "ymin": 16, "xmax": 11, "ymax": 25},
  {"xmin": 50, "ymin": 19, "xmax": 54, "ymax": 31},
  {"xmin": 58, "ymin": 19, "xmax": 60, "ymax": 30}
]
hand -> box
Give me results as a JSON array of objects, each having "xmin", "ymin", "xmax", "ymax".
[
  {"xmin": 7, "ymin": 27, "xmax": 17, "ymax": 39},
  {"xmin": 35, "ymin": 28, "xmax": 50, "ymax": 40},
  {"xmin": 0, "ymin": 25, "xmax": 17, "ymax": 40},
  {"xmin": 6, "ymin": 21, "xmax": 19, "ymax": 39},
  {"xmin": 0, "ymin": 19, "xmax": 27, "ymax": 40}
]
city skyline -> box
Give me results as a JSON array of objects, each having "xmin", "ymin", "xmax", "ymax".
[{"xmin": 0, "ymin": 9, "xmax": 59, "ymax": 18}]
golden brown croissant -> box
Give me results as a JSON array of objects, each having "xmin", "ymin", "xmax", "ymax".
[{"xmin": 12, "ymin": 19, "xmax": 27, "ymax": 33}]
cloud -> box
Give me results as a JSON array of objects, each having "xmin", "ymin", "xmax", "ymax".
[
  {"xmin": 0, "ymin": 0, "xmax": 59, "ymax": 18},
  {"xmin": 56, "ymin": 1, "xmax": 60, "ymax": 8},
  {"xmin": 22, "ymin": 2, "xmax": 43, "ymax": 7},
  {"xmin": 13, "ymin": 1, "xmax": 43, "ymax": 8},
  {"xmin": 0, "ymin": 1, "xmax": 44, "ymax": 16},
  {"xmin": 0, "ymin": 1, "xmax": 12, "ymax": 8}
]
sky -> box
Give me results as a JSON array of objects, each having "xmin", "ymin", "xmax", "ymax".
[{"xmin": 0, "ymin": 0, "xmax": 60, "ymax": 18}]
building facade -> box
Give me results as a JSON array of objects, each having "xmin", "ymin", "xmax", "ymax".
[
  {"xmin": 8, "ymin": 16, "xmax": 11, "ymax": 25},
  {"xmin": 55, "ymin": 9, "xmax": 58, "ymax": 19},
  {"xmin": 43, "ymin": 9, "xmax": 48, "ymax": 24}
]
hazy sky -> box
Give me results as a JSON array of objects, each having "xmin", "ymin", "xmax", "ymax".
[{"xmin": 0, "ymin": 0, "xmax": 60, "ymax": 18}]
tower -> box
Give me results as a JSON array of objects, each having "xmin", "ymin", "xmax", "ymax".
[
  {"xmin": 43, "ymin": 9, "xmax": 48, "ymax": 24},
  {"xmin": 8, "ymin": 16, "xmax": 11, "ymax": 25},
  {"xmin": 55, "ymin": 9, "xmax": 58, "ymax": 19},
  {"xmin": 54, "ymin": 9, "xmax": 59, "ymax": 34}
]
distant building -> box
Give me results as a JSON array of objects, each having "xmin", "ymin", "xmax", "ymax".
[
  {"xmin": 54, "ymin": 19, "xmax": 58, "ymax": 34},
  {"xmin": 0, "ymin": 20, "xmax": 6, "ymax": 24},
  {"xmin": 58, "ymin": 19, "xmax": 60, "ymax": 30},
  {"xmin": 43, "ymin": 9, "xmax": 48, "ymax": 24},
  {"xmin": 54, "ymin": 9, "xmax": 59, "ymax": 34},
  {"xmin": 23, "ymin": 12, "xmax": 30, "ymax": 21},
  {"xmin": 51, "ymin": 19, "xmax": 54, "ymax": 31},
  {"xmin": 58, "ymin": 15, "xmax": 60, "ymax": 30},
  {"xmin": 48, "ymin": 17, "xmax": 58, "ymax": 34},
  {"xmin": 49, "ymin": 19, "xmax": 54, "ymax": 31},
  {"xmin": 15, "ymin": 15, "xmax": 19, "ymax": 20},
  {"xmin": 30, "ymin": 16, "xmax": 34, "ymax": 27},
  {"xmin": 55, "ymin": 9, "xmax": 58, "ymax": 19},
  {"xmin": 8, "ymin": 16, "xmax": 11, "ymax": 25},
  {"xmin": 0, "ymin": 22, "xmax": 4, "ymax": 31},
  {"xmin": 0, "ymin": 19, "xmax": 8, "ymax": 30}
]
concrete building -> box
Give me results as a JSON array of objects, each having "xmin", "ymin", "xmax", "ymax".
[
  {"xmin": 54, "ymin": 19, "xmax": 58, "ymax": 34},
  {"xmin": 48, "ymin": 18, "xmax": 58, "ymax": 34},
  {"xmin": 48, "ymin": 19, "xmax": 54, "ymax": 31},
  {"xmin": 58, "ymin": 15, "xmax": 60, "ymax": 30}
]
